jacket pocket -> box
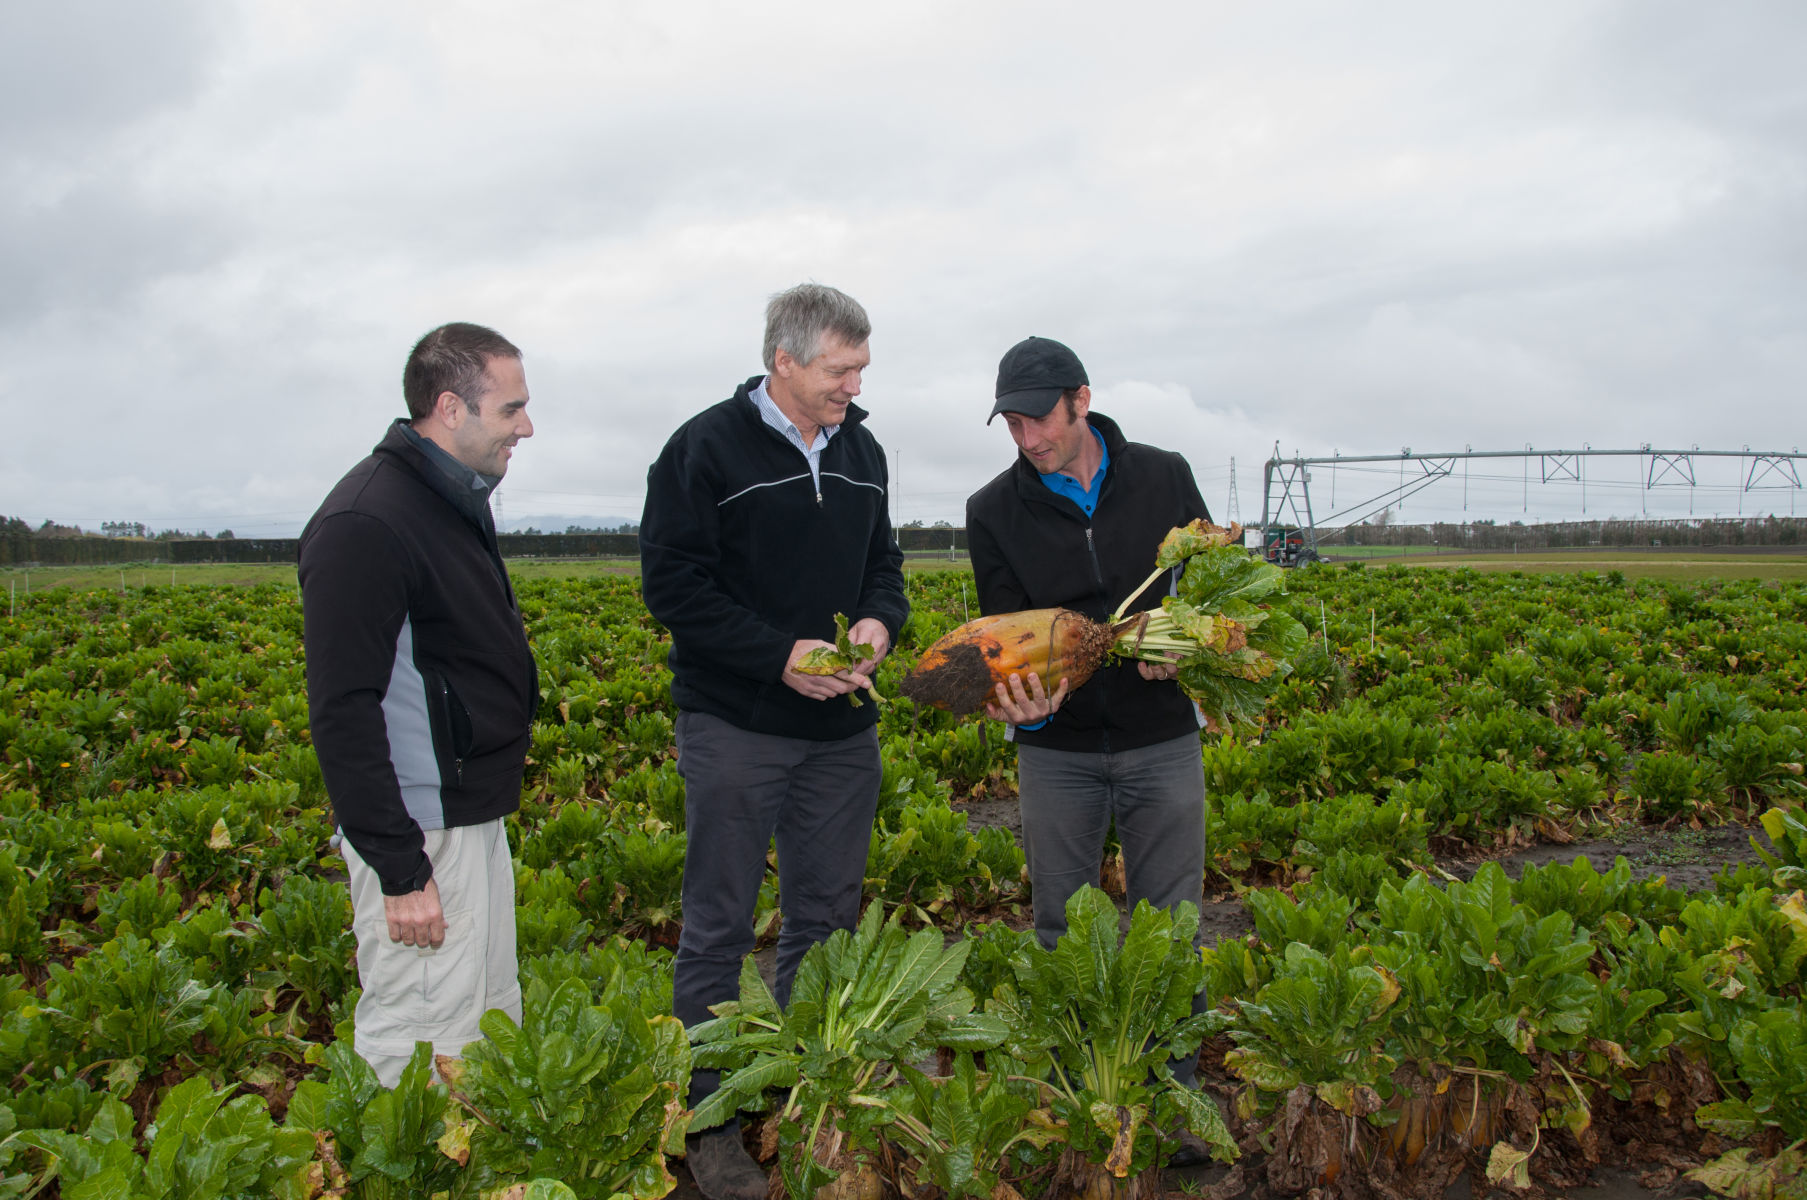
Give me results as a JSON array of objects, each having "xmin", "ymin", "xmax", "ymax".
[{"xmin": 424, "ymin": 669, "xmax": 476, "ymax": 786}]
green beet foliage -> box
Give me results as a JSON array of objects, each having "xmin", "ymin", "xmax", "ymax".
[{"xmin": 1, "ymin": 567, "xmax": 1806, "ymax": 1193}]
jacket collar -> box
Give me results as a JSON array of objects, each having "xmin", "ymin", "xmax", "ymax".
[
  {"xmin": 733, "ymin": 375, "xmax": 870, "ymax": 433},
  {"xmin": 1011, "ymin": 411, "xmax": 1127, "ymax": 509},
  {"xmin": 374, "ymin": 419, "xmax": 497, "ymax": 533}
]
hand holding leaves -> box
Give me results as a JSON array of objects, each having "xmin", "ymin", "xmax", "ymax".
[{"xmin": 793, "ymin": 613, "xmax": 881, "ymax": 707}]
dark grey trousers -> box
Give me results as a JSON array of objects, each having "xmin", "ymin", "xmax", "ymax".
[
  {"xmin": 1017, "ymin": 730, "xmax": 1209, "ymax": 1083},
  {"xmin": 672, "ymin": 710, "xmax": 880, "ymax": 1111}
]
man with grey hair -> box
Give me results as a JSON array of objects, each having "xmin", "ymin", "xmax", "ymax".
[{"xmin": 641, "ymin": 284, "xmax": 908, "ymax": 1199}]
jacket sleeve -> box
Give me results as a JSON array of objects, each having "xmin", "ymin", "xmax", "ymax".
[
  {"xmin": 853, "ymin": 447, "xmax": 910, "ymax": 643},
  {"xmin": 639, "ymin": 431, "xmax": 797, "ymax": 683},
  {"xmin": 965, "ymin": 494, "xmax": 1032, "ymax": 617},
  {"xmin": 298, "ymin": 511, "xmax": 432, "ymax": 895}
]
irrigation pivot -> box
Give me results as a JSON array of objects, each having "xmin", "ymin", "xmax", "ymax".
[{"xmin": 1259, "ymin": 444, "xmax": 1806, "ymax": 564}]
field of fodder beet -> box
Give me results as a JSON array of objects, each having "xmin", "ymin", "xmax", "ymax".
[{"xmin": 1, "ymin": 563, "xmax": 1804, "ymax": 1199}]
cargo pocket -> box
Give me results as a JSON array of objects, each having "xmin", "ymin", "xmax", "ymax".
[{"xmin": 416, "ymin": 907, "xmax": 481, "ymax": 1042}]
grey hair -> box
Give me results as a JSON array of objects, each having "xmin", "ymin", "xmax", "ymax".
[{"xmin": 761, "ymin": 283, "xmax": 871, "ymax": 371}]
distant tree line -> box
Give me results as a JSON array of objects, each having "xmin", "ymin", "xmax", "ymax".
[
  {"xmin": 2, "ymin": 517, "xmax": 247, "ymax": 566},
  {"xmin": 6, "ymin": 513, "xmax": 1803, "ymax": 568},
  {"xmin": 495, "ymin": 532, "xmax": 639, "ymax": 558},
  {"xmin": 1325, "ymin": 514, "xmax": 1806, "ymax": 551},
  {"xmin": 558, "ymin": 522, "xmax": 639, "ymax": 535},
  {"xmin": 8, "ymin": 516, "xmax": 238, "ymax": 542}
]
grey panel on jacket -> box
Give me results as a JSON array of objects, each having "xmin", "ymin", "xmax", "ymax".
[{"xmin": 381, "ymin": 616, "xmax": 446, "ymax": 829}]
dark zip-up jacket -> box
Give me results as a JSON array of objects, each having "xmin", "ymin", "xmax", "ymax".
[
  {"xmin": 299, "ymin": 421, "xmax": 537, "ymax": 895},
  {"xmin": 640, "ymin": 378, "xmax": 909, "ymax": 741},
  {"xmin": 965, "ymin": 412, "xmax": 1211, "ymax": 754}
]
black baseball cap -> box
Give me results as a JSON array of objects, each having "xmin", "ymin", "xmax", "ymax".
[{"xmin": 989, "ymin": 336, "xmax": 1088, "ymax": 423}]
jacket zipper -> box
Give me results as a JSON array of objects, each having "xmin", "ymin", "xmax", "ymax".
[
  {"xmin": 1084, "ymin": 525, "xmax": 1110, "ymax": 753},
  {"xmin": 753, "ymin": 407, "xmax": 826, "ymax": 508},
  {"xmin": 436, "ymin": 676, "xmax": 465, "ymax": 785}
]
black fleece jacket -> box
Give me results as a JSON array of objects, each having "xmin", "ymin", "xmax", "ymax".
[
  {"xmin": 965, "ymin": 412, "xmax": 1211, "ymax": 754},
  {"xmin": 299, "ymin": 421, "xmax": 537, "ymax": 894},
  {"xmin": 640, "ymin": 378, "xmax": 909, "ymax": 741}
]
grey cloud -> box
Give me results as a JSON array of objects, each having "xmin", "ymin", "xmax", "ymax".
[
  {"xmin": 1570, "ymin": 2, "xmax": 1807, "ymax": 138},
  {"xmin": 0, "ymin": 4, "xmax": 228, "ymax": 153},
  {"xmin": 0, "ymin": 181, "xmax": 240, "ymax": 324},
  {"xmin": 1, "ymin": 6, "xmax": 244, "ymax": 324},
  {"xmin": 3, "ymin": 2, "xmax": 1805, "ymax": 534}
]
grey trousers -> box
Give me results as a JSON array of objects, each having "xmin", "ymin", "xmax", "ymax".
[
  {"xmin": 672, "ymin": 710, "xmax": 880, "ymax": 1111},
  {"xmin": 1017, "ymin": 731, "xmax": 1208, "ymax": 1083}
]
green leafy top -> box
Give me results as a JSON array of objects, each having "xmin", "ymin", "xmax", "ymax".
[
  {"xmin": 19, "ymin": 1073, "xmax": 312, "ymax": 1200},
  {"xmin": 1107, "ymin": 522, "xmax": 1310, "ymax": 728},
  {"xmin": 887, "ymin": 1052, "xmax": 1054, "ymax": 1199},
  {"xmin": 1695, "ymin": 1007, "xmax": 1807, "ymax": 1142},
  {"xmin": 994, "ymin": 888, "xmax": 1209, "ymax": 1091},
  {"xmin": 690, "ymin": 903, "xmax": 1004, "ymax": 1130},
  {"xmin": 989, "ymin": 887, "xmax": 1237, "ymax": 1168},
  {"xmin": 793, "ymin": 612, "xmax": 876, "ymax": 676},
  {"xmin": 1153, "ymin": 518, "xmax": 1243, "ymax": 571},
  {"xmin": 449, "ymin": 976, "xmax": 692, "ymax": 1199},
  {"xmin": 1225, "ymin": 942, "xmax": 1398, "ymax": 1107},
  {"xmin": 287, "ymin": 1040, "xmax": 464, "ymax": 1196},
  {"xmin": 689, "ymin": 903, "xmax": 1007, "ymax": 1198},
  {"xmin": 793, "ymin": 612, "xmax": 881, "ymax": 706}
]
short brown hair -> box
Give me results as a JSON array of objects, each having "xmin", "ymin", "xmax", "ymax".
[{"xmin": 403, "ymin": 323, "xmax": 522, "ymax": 420}]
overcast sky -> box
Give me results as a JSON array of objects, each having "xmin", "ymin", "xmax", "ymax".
[{"xmin": 3, "ymin": 1, "xmax": 1803, "ymax": 538}]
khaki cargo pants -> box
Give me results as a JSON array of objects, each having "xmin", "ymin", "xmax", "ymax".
[{"xmin": 342, "ymin": 818, "xmax": 522, "ymax": 1087}]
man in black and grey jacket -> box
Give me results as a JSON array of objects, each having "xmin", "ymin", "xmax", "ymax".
[
  {"xmin": 299, "ymin": 322, "xmax": 536, "ymax": 1086},
  {"xmin": 641, "ymin": 284, "xmax": 907, "ymax": 1200}
]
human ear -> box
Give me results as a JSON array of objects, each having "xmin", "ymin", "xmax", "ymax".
[{"xmin": 435, "ymin": 390, "xmax": 465, "ymax": 427}]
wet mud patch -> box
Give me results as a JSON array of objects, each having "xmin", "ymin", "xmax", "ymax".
[
  {"xmin": 955, "ymin": 784, "xmax": 1774, "ymax": 946},
  {"xmin": 1448, "ymin": 822, "xmax": 1771, "ymax": 892}
]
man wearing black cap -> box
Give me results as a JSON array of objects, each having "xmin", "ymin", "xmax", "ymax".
[{"xmin": 965, "ymin": 336, "xmax": 1214, "ymax": 1147}]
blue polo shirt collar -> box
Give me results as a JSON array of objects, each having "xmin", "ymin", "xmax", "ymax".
[{"xmin": 1037, "ymin": 426, "xmax": 1109, "ymax": 517}]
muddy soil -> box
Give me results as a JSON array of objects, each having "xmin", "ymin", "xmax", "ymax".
[
  {"xmin": 955, "ymin": 792, "xmax": 1771, "ymax": 945},
  {"xmin": 1155, "ymin": 1157, "xmax": 1716, "ymax": 1200},
  {"xmin": 1447, "ymin": 821, "xmax": 1770, "ymax": 894},
  {"xmin": 665, "ymin": 1122, "xmax": 1716, "ymax": 1200}
]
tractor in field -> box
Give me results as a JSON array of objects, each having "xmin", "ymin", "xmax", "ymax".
[{"xmin": 1261, "ymin": 525, "xmax": 1318, "ymax": 567}]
